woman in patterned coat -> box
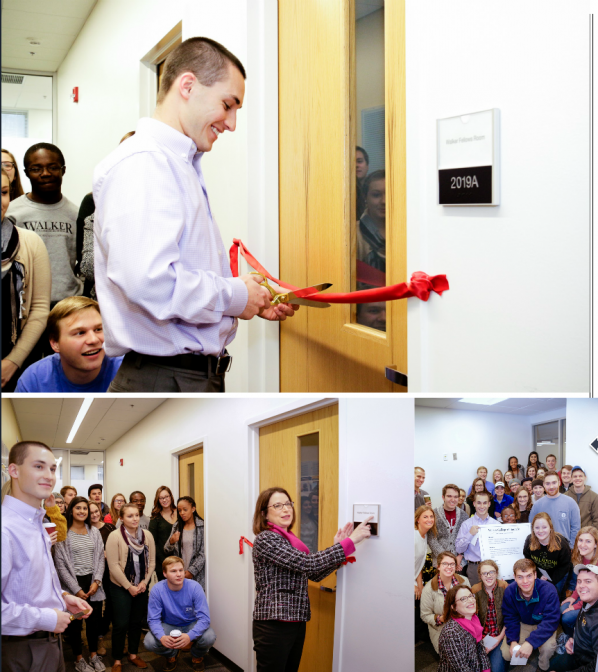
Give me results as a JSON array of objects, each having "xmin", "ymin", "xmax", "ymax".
[
  {"xmin": 251, "ymin": 486, "xmax": 372, "ymax": 672},
  {"xmin": 437, "ymin": 584, "xmax": 491, "ymax": 672}
]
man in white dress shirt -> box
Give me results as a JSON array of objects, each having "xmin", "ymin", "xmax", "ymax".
[{"xmin": 93, "ymin": 37, "xmax": 297, "ymax": 392}]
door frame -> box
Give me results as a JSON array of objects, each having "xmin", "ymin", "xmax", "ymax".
[
  {"xmin": 244, "ymin": 396, "xmax": 343, "ymax": 672},
  {"xmin": 168, "ymin": 438, "xmax": 208, "ymax": 597}
]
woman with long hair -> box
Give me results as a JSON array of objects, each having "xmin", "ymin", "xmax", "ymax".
[
  {"xmin": 1, "ymin": 168, "xmax": 51, "ymax": 390},
  {"xmin": 89, "ymin": 501, "xmax": 116, "ymax": 653},
  {"xmin": 466, "ymin": 478, "xmax": 496, "ymax": 520},
  {"xmin": 415, "ymin": 505, "xmax": 436, "ymax": 643},
  {"xmin": 420, "ymin": 551, "xmax": 470, "ymax": 652},
  {"xmin": 507, "ymin": 456, "xmax": 525, "ymax": 483},
  {"xmin": 492, "ymin": 470, "xmax": 504, "ymax": 488},
  {"xmin": 437, "ymin": 584, "xmax": 491, "ymax": 672},
  {"xmin": 527, "ymin": 451, "xmax": 546, "ymax": 470},
  {"xmin": 251, "ymin": 486, "xmax": 371, "ymax": 672},
  {"xmin": 1, "ymin": 149, "xmax": 24, "ymax": 200},
  {"xmin": 523, "ymin": 512, "xmax": 571, "ymax": 596},
  {"xmin": 526, "ymin": 465, "xmax": 537, "ymax": 480},
  {"xmin": 53, "ymin": 496, "xmax": 106, "ymax": 671},
  {"xmin": 149, "ymin": 485, "xmax": 177, "ymax": 581},
  {"xmin": 106, "ymin": 502, "xmax": 155, "ymax": 671},
  {"xmin": 560, "ymin": 526, "xmax": 598, "ymax": 635},
  {"xmin": 104, "ymin": 492, "xmax": 126, "ymax": 524},
  {"xmin": 164, "ymin": 496, "xmax": 205, "ymax": 589},
  {"xmin": 503, "ymin": 471, "xmax": 514, "ymax": 496},
  {"xmin": 471, "ymin": 559, "xmax": 508, "ymax": 672},
  {"xmin": 512, "ymin": 488, "xmax": 533, "ymax": 524}
]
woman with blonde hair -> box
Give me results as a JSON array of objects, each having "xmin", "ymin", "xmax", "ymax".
[
  {"xmin": 415, "ymin": 505, "xmax": 436, "ymax": 643},
  {"xmin": 251, "ymin": 486, "xmax": 371, "ymax": 671},
  {"xmin": 420, "ymin": 551, "xmax": 470, "ymax": 652},
  {"xmin": 492, "ymin": 470, "xmax": 504, "ymax": 487},
  {"xmin": 560, "ymin": 526, "xmax": 598, "ymax": 635},
  {"xmin": 523, "ymin": 512, "xmax": 571, "ymax": 596},
  {"xmin": 104, "ymin": 492, "xmax": 126, "ymax": 524},
  {"xmin": 512, "ymin": 488, "xmax": 533, "ymax": 524}
]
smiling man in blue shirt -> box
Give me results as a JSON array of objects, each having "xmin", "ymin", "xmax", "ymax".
[
  {"xmin": 93, "ymin": 37, "xmax": 298, "ymax": 393},
  {"xmin": 144, "ymin": 556, "xmax": 215, "ymax": 672}
]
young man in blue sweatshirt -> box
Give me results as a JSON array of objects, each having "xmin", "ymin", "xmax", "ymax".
[
  {"xmin": 144, "ymin": 556, "xmax": 216, "ymax": 672},
  {"xmin": 502, "ymin": 558, "xmax": 560, "ymax": 671}
]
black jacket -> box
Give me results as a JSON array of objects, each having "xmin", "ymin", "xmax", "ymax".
[{"xmin": 570, "ymin": 600, "xmax": 598, "ymax": 672}]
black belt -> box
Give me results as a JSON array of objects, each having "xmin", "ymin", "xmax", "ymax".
[
  {"xmin": 131, "ymin": 351, "xmax": 232, "ymax": 376},
  {"xmin": 2, "ymin": 631, "xmax": 55, "ymax": 642}
]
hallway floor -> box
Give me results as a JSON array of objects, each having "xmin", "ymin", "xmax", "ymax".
[{"xmin": 64, "ymin": 626, "xmax": 237, "ymax": 672}]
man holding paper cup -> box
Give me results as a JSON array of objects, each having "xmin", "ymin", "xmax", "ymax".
[
  {"xmin": 1, "ymin": 441, "xmax": 90, "ymax": 672},
  {"xmin": 502, "ymin": 558, "xmax": 560, "ymax": 671}
]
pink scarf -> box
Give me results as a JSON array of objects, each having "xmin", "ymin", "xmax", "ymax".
[
  {"xmin": 267, "ymin": 522, "xmax": 310, "ymax": 554},
  {"xmin": 455, "ymin": 615, "xmax": 484, "ymax": 642}
]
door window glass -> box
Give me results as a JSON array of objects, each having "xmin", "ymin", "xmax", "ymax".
[{"xmin": 300, "ymin": 433, "xmax": 319, "ymax": 552}]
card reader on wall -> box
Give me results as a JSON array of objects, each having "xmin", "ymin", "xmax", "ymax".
[
  {"xmin": 353, "ymin": 504, "xmax": 380, "ymax": 536},
  {"xmin": 437, "ymin": 108, "xmax": 500, "ymax": 206}
]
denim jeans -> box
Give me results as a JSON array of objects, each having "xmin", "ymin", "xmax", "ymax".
[
  {"xmin": 487, "ymin": 642, "xmax": 506, "ymax": 672},
  {"xmin": 144, "ymin": 622, "xmax": 216, "ymax": 659},
  {"xmin": 560, "ymin": 598, "xmax": 582, "ymax": 636}
]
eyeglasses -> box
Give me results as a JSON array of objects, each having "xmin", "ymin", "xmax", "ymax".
[
  {"xmin": 114, "ymin": 498, "xmax": 125, "ymax": 504},
  {"xmin": 158, "ymin": 495, "xmax": 171, "ymax": 502},
  {"xmin": 440, "ymin": 562, "xmax": 456, "ymax": 569},
  {"xmin": 26, "ymin": 164, "xmax": 64, "ymax": 176},
  {"xmin": 1, "ymin": 161, "xmax": 15, "ymax": 170},
  {"xmin": 267, "ymin": 501, "xmax": 294, "ymax": 511},
  {"xmin": 456, "ymin": 594, "xmax": 476, "ymax": 604},
  {"xmin": 481, "ymin": 570, "xmax": 497, "ymax": 578}
]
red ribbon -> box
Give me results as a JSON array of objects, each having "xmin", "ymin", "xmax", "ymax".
[
  {"xmin": 239, "ymin": 536, "xmax": 254, "ymax": 554},
  {"xmin": 341, "ymin": 556, "xmax": 356, "ymax": 566},
  {"xmin": 229, "ymin": 239, "xmax": 449, "ymax": 304}
]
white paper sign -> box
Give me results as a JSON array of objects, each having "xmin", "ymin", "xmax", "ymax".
[
  {"xmin": 353, "ymin": 504, "xmax": 380, "ymax": 536},
  {"xmin": 510, "ymin": 645, "xmax": 528, "ymax": 665},
  {"xmin": 483, "ymin": 634, "xmax": 501, "ymax": 650},
  {"xmin": 478, "ymin": 523, "xmax": 530, "ymax": 581}
]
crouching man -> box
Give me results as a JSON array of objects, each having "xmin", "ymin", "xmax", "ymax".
[
  {"xmin": 548, "ymin": 564, "xmax": 598, "ymax": 672},
  {"xmin": 502, "ymin": 558, "xmax": 560, "ymax": 672},
  {"xmin": 144, "ymin": 556, "xmax": 216, "ymax": 672}
]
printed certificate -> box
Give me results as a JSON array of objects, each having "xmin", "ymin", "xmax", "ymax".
[{"xmin": 478, "ymin": 524, "xmax": 530, "ymax": 581}]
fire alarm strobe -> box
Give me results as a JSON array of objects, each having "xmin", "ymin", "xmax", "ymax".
[{"xmin": 437, "ymin": 108, "xmax": 500, "ymax": 206}]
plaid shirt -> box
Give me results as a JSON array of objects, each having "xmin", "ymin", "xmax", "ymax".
[
  {"xmin": 482, "ymin": 590, "xmax": 499, "ymax": 637},
  {"xmin": 252, "ymin": 531, "xmax": 346, "ymax": 621}
]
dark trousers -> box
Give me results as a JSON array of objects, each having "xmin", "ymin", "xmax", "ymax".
[
  {"xmin": 100, "ymin": 566, "xmax": 112, "ymax": 636},
  {"xmin": 253, "ymin": 620, "xmax": 306, "ymax": 672},
  {"xmin": 414, "ymin": 597, "xmax": 428, "ymax": 643},
  {"xmin": 64, "ymin": 574, "xmax": 102, "ymax": 656},
  {"xmin": 107, "ymin": 352, "xmax": 225, "ymax": 393},
  {"xmin": 110, "ymin": 581, "xmax": 149, "ymax": 660},
  {"xmin": 549, "ymin": 652, "xmax": 594, "ymax": 671},
  {"xmin": 1, "ymin": 633, "xmax": 65, "ymax": 672}
]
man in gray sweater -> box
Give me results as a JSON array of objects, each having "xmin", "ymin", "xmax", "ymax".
[
  {"xmin": 530, "ymin": 471, "xmax": 581, "ymax": 547},
  {"xmin": 7, "ymin": 143, "xmax": 82, "ymax": 305}
]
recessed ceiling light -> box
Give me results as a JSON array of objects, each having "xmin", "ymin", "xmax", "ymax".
[{"xmin": 459, "ymin": 398, "xmax": 509, "ymax": 406}]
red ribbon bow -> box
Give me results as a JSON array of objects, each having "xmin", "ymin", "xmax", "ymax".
[{"xmin": 239, "ymin": 536, "xmax": 254, "ymax": 554}]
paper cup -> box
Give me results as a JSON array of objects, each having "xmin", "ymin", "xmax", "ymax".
[
  {"xmin": 170, "ymin": 630, "xmax": 182, "ymax": 638},
  {"xmin": 43, "ymin": 522, "xmax": 56, "ymax": 535}
]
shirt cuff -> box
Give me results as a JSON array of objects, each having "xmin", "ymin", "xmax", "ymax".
[
  {"xmin": 150, "ymin": 622, "xmax": 165, "ymax": 640},
  {"xmin": 38, "ymin": 607, "xmax": 59, "ymax": 633},
  {"xmin": 223, "ymin": 278, "xmax": 249, "ymax": 317},
  {"xmin": 340, "ymin": 538, "xmax": 356, "ymax": 557}
]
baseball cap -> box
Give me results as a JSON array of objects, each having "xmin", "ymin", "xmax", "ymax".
[
  {"xmin": 571, "ymin": 466, "xmax": 585, "ymax": 475},
  {"xmin": 509, "ymin": 479, "xmax": 521, "ymax": 486},
  {"xmin": 495, "ymin": 482, "xmax": 505, "ymax": 488},
  {"xmin": 574, "ymin": 564, "xmax": 598, "ymax": 576}
]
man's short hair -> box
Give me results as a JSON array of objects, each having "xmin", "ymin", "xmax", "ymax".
[
  {"xmin": 157, "ymin": 37, "xmax": 246, "ymax": 104},
  {"xmin": 60, "ymin": 485, "xmax": 77, "ymax": 497},
  {"xmin": 544, "ymin": 471, "xmax": 560, "ymax": 481},
  {"xmin": 9, "ymin": 441, "xmax": 53, "ymax": 466},
  {"xmin": 88, "ymin": 483, "xmax": 103, "ymax": 496},
  {"xmin": 47, "ymin": 296, "xmax": 101, "ymax": 342},
  {"xmin": 442, "ymin": 484, "xmax": 460, "ymax": 498},
  {"xmin": 363, "ymin": 169, "xmax": 385, "ymax": 198},
  {"xmin": 474, "ymin": 491, "xmax": 491, "ymax": 503},
  {"xmin": 562, "ymin": 464, "xmax": 573, "ymax": 472},
  {"xmin": 477, "ymin": 466, "xmax": 488, "ymax": 474},
  {"xmin": 23, "ymin": 142, "xmax": 65, "ymax": 169},
  {"xmin": 130, "ymin": 490, "xmax": 146, "ymax": 501},
  {"xmin": 162, "ymin": 556, "xmax": 185, "ymax": 573},
  {"xmin": 513, "ymin": 558, "xmax": 536, "ymax": 576},
  {"xmin": 546, "ymin": 454, "xmax": 557, "ymax": 462}
]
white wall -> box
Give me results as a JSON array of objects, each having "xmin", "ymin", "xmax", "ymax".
[
  {"xmin": 566, "ymin": 399, "xmax": 598, "ymax": 489},
  {"xmin": 406, "ymin": 0, "xmax": 590, "ymax": 392},
  {"xmin": 105, "ymin": 396, "xmax": 413, "ymax": 671},
  {"xmin": 415, "ymin": 407, "xmax": 539, "ymax": 505},
  {"xmin": 55, "ymin": 0, "xmax": 279, "ymax": 392}
]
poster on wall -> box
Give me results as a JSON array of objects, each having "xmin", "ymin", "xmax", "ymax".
[
  {"xmin": 437, "ymin": 108, "xmax": 500, "ymax": 206},
  {"xmin": 478, "ymin": 523, "xmax": 530, "ymax": 581}
]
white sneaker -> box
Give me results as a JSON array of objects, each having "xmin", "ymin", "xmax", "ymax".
[
  {"xmin": 74, "ymin": 660, "xmax": 94, "ymax": 672},
  {"xmin": 88, "ymin": 655, "xmax": 106, "ymax": 672}
]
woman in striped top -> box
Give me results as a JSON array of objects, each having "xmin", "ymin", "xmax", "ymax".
[{"xmin": 54, "ymin": 496, "xmax": 107, "ymax": 672}]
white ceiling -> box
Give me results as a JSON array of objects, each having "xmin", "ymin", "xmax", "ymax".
[
  {"xmin": 1, "ymin": 0, "xmax": 98, "ymax": 72},
  {"xmin": 10, "ymin": 398, "xmax": 167, "ymax": 449},
  {"xmin": 356, "ymin": 0, "xmax": 384, "ymax": 21},
  {"xmin": 414, "ymin": 398, "xmax": 567, "ymax": 416},
  {"xmin": 2, "ymin": 73, "xmax": 52, "ymax": 110}
]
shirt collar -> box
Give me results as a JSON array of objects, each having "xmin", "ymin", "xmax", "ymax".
[
  {"xmin": 473, "ymin": 514, "xmax": 490, "ymax": 524},
  {"xmin": 2, "ymin": 494, "xmax": 45, "ymax": 523},
  {"xmin": 515, "ymin": 581, "xmax": 539, "ymax": 604},
  {"xmin": 136, "ymin": 117, "xmax": 199, "ymax": 164}
]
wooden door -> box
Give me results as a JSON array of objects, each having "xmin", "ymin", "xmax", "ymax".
[
  {"xmin": 259, "ymin": 405, "xmax": 339, "ymax": 672},
  {"xmin": 179, "ymin": 447, "xmax": 204, "ymax": 519},
  {"xmin": 279, "ymin": 0, "xmax": 407, "ymax": 392}
]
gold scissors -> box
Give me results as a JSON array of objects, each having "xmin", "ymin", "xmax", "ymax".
[{"xmin": 251, "ymin": 273, "xmax": 332, "ymax": 308}]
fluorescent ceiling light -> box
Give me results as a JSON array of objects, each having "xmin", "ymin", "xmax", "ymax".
[
  {"xmin": 66, "ymin": 398, "xmax": 94, "ymax": 444},
  {"xmin": 458, "ymin": 398, "xmax": 509, "ymax": 406}
]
